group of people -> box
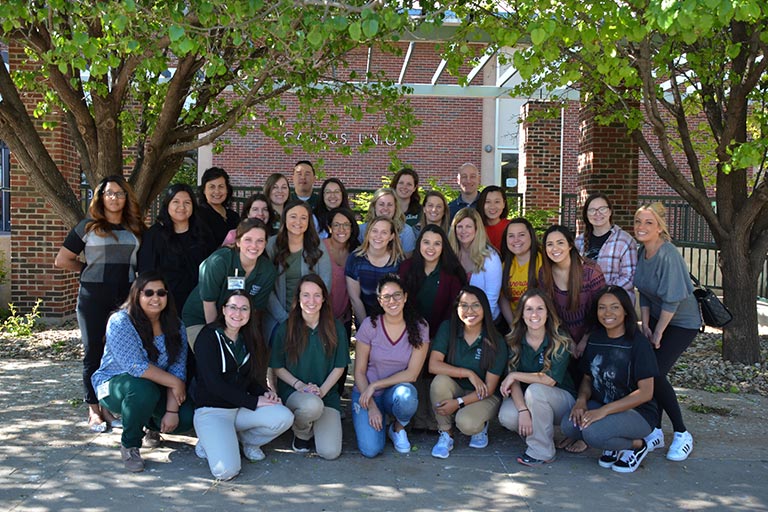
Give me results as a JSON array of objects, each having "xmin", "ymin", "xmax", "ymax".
[{"xmin": 55, "ymin": 161, "xmax": 701, "ymax": 478}]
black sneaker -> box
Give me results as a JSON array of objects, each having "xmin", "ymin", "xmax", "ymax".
[
  {"xmin": 292, "ymin": 435, "xmax": 312, "ymax": 453},
  {"xmin": 598, "ymin": 450, "xmax": 619, "ymax": 468},
  {"xmin": 612, "ymin": 441, "xmax": 649, "ymax": 473},
  {"xmin": 516, "ymin": 453, "xmax": 555, "ymax": 466}
]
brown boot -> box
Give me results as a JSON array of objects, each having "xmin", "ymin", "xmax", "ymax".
[{"xmin": 120, "ymin": 445, "xmax": 145, "ymax": 472}]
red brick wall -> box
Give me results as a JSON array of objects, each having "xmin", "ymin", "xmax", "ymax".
[
  {"xmin": 7, "ymin": 42, "xmax": 82, "ymax": 318},
  {"xmin": 519, "ymin": 101, "xmax": 561, "ymax": 222}
]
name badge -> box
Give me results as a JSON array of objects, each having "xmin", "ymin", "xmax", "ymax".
[{"xmin": 227, "ymin": 276, "xmax": 245, "ymax": 291}]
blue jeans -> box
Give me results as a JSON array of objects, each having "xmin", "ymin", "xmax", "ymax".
[{"xmin": 352, "ymin": 383, "xmax": 418, "ymax": 458}]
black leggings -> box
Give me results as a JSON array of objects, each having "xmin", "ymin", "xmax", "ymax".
[
  {"xmin": 650, "ymin": 318, "xmax": 698, "ymax": 432},
  {"xmin": 77, "ymin": 282, "xmax": 130, "ymax": 404}
]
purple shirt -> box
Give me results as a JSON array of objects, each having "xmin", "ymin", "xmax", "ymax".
[{"xmin": 354, "ymin": 315, "xmax": 430, "ymax": 396}]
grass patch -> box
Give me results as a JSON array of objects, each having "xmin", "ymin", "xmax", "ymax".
[{"xmin": 688, "ymin": 402, "xmax": 733, "ymax": 416}]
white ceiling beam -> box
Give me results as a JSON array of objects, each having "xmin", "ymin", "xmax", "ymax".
[
  {"xmin": 465, "ymin": 51, "xmax": 495, "ymax": 85},
  {"xmin": 398, "ymin": 42, "xmax": 415, "ymax": 85},
  {"xmin": 431, "ymin": 59, "xmax": 447, "ymax": 85}
]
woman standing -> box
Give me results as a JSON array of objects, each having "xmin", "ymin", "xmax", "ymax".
[
  {"xmin": 477, "ymin": 185, "xmax": 510, "ymax": 253},
  {"xmin": 138, "ymin": 184, "xmax": 216, "ymax": 311},
  {"xmin": 264, "ymin": 173, "xmax": 291, "ymax": 233},
  {"xmin": 498, "ymin": 288, "xmax": 575, "ymax": 466},
  {"xmin": 193, "ymin": 291, "xmax": 294, "ymax": 480},
  {"xmin": 91, "ymin": 272, "xmax": 193, "ymax": 472},
  {"xmin": 353, "ymin": 274, "xmax": 429, "ymax": 457},
  {"xmin": 634, "ymin": 203, "xmax": 701, "ymax": 462},
  {"xmin": 391, "ymin": 168, "xmax": 422, "ymax": 227},
  {"xmin": 499, "ymin": 218, "xmax": 543, "ymax": 326},
  {"xmin": 539, "ymin": 225, "xmax": 605, "ymax": 357},
  {"xmin": 324, "ymin": 208, "xmax": 360, "ymax": 334},
  {"xmin": 265, "ymin": 200, "xmax": 332, "ymax": 338},
  {"xmin": 346, "ymin": 216, "xmax": 405, "ymax": 326},
  {"xmin": 358, "ymin": 188, "xmax": 417, "ymax": 256},
  {"xmin": 270, "ymin": 275, "xmax": 349, "ymax": 460},
  {"xmin": 575, "ymin": 193, "xmax": 637, "ymax": 301},
  {"xmin": 196, "ymin": 167, "xmax": 240, "ymax": 245},
  {"xmin": 55, "ymin": 175, "xmax": 144, "ymax": 431},
  {"xmin": 416, "ymin": 190, "xmax": 451, "ymax": 235},
  {"xmin": 448, "ymin": 208, "xmax": 503, "ymax": 324},
  {"xmin": 182, "ymin": 218, "xmax": 276, "ymax": 348},
  {"xmin": 561, "ymin": 286, "xmax": 659, "ymax": 473},
  {"xmin": 429, "ymin": 286, "xmax": 508, "ymax": 458},
  {"xmin": 222, "ymin": 193, "xmax": 276, "ymax": 245},
  {"xmin": 315, "ymin": 179, "xmax": 351, "ymax": 239}
]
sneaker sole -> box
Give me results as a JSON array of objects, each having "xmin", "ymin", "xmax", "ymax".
[
  {"xmin": 666, "ymin": 449, "xmax": 692, "ymax": 462},
  {"xmin": 469, "ymin": 441, "xmax": 488, "ymax": 449},
  {"xmin": 431, "ymin": 451, "xmax": 451, "ymax": 459},
  {"xmin": 517, "ymin": 456, "xmax": 555, "ymax": 467},
  {"xmin": 598, "ymin": 458, "xmax": 617, "ymax": 468}
]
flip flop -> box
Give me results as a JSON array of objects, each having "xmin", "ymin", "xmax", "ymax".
[
  {"xmin": 556, "ymin": 437, "xmax": 574, "ymax": 449},
  {"xmin": 564, "ymin": 439, "xmax": 589, "ymax": 453}
]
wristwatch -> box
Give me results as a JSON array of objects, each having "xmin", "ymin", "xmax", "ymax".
[{"xmin": 456, "ymin": 397, "xmax": 465, "ymax": 409}]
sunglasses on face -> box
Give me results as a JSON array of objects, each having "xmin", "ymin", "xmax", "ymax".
[{"xmin": 142, "ymin": 288, "xmax": 168, "ymax": 298}]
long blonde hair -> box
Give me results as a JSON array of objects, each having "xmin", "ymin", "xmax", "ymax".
[
  {"xmin": 449, "ymin": 207, "xmax": 493, "ymax": 273},
  {"xmin": 506, "ymin": 288, "xmax": 571, "ymax": 373},
  {"xmin": 365, "ymin": 188, "xmax": 406, "ymax": 233},
  {"xmin": 354, "ymin": 216, "xmax": 404, "ymax": 265},
  {"xmin": 635, "ymin": 202, "xmax": 671, "ymax": 242}
]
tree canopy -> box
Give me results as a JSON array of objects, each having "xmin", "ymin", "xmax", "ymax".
[
  {"xmin": 0, "ymin": 0, "xmax": 416, "ymax": 227},
  {"xmin": 423, "ymin": 0, "xmax": 768, "ymax": 362}
]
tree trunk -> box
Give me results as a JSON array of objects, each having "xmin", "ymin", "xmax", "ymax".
[{"xmin": 719, "ymin": 239, "xmax": 762, "ymax": 364}]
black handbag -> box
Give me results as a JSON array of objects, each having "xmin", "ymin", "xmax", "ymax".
[{"xmin": 689, "ymin": 273, "xmax": 733, "ymax": 329}]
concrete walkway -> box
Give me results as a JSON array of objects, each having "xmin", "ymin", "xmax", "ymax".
[{"xmin": 1, "ymin": 359, "xmax": 766, "ymax": 512}]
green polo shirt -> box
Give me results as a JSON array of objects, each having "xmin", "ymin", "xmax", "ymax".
[
  {"xmin": 416, "ymin": 265, "xmax": 440, "ymax": 318},
  {"xmin": 182, "ymin": 248, "xmax": 276, "ymax": 327},
  {"xmin": 269, "ymin": 319, "xmax": 349, "ymax": 411},
  {"xmin": 513, "ymin": 334, "xmax": 576, "ymax": 397},
  {"xmin": 432, "ymin": 321, "xmax": 508, "ymax": 391}
]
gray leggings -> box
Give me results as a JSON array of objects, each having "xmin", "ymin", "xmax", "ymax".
[{"xmin": 560, "ymin": 401, "xmax": 652, "ymax": 451}]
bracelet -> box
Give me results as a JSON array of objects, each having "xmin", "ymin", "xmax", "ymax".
[
  {"xmin": 518, "ymin": 408, "xmax": 529, "ymax": 414},
  {"xmin": 166, "ymin": 410, "xmax": 179, "ymax": 414},
  {"xmin": 293, "ymin": 378, "xmax": 301, "ymax": 390}
]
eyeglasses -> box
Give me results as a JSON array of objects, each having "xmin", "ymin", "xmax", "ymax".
[
  {"xmin": 142, "ymin": 288, "xmax": 168, "ymax": 298},
  {"xmin": 224, "ymin": 304, "xmax": 250, "ymax": 314},
  {"xmin": 587, "ymin": 206, "xmax": 610, "ymax": 215},
  {"xmin": 458, "ymin": 302, "xmax": 482, "ymax": 312},
  {"xmin": 378, "ymin": 292, "xmax": 404, "ymax": 303},
  {"xmin": 104, "ymin": 191, "xmax": 127, "ymax": 200},
  {"xmin": 331, "ymin": 222, "xmax": 351, "ymax": 230}
]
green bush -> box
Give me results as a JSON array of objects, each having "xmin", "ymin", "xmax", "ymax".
[{"xmin": 1, "ymin": 299, "xmax": 42, "ymax": 337}]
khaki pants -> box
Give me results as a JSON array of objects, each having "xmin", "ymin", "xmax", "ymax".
[
  {"xmin": 186, "ymin": 324, "xmax": 205, "ymax": 353},
  {"xmin": 285, "ymin": 391, "xmax": 342, "ymax": 460},
  {"xmin": 498, "ymin": 383, "xmax": 575, "ymax": 461},
  {"xmin": 430, "ymin": 374, "xmax": 500, "ymax": 435}
]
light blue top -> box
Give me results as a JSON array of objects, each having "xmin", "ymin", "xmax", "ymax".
[{"xmin": 358, "ymin": 222, "xmax": 416, "ymax": 254}]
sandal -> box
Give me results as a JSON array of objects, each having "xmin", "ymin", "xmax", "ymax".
[
  {"xmin": 556, "ymin": 437, "xmax": 574, "ymax": 449},
  {"xmin": 564, "ymin": 439, "xmax": 589, "ymax": 453}
]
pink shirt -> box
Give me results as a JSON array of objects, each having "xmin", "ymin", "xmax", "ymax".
[
  {"xmin": 324, "ymin": 239, "xmax": 351, "ymax": 323},
  {"xmin": 354, "ymin": 315, "xmax": 430, "ymax": 396}
]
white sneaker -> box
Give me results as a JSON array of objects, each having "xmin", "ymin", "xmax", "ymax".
[
  {"xmin": 469, "ymin": 422, "xmax": 489, "ymax": 449},
  {"xmin": 242, "ymin": 444, "xmax": 265, "ymax": 462},
  {"xmin": 644, "ymin": 427, "xmax": 665, "ymax": 452},
  {"xmin": 666, "ymin": 431, "xmax": 693, "ymax": 461},
  {"xmin": 195, "ymin": 442, "xmax": 207, "ymax": 459},
  {"xmin": 431, "ymin": 431, "xmax": 454, "ymax": 459},
  {"xmin": 388, "ymin": 424, "xmax": 411, "ymax": 454}
]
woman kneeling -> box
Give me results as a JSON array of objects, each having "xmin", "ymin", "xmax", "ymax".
[
  {"xmin": 353, "ymin": 274, "xmax": 429, "ymax": 457},
  {"xmin": 91, "ymin": 272, "xmax": 193, "ymax": 472},
  {"xmin": 193, "ymin": 290, "xmax": 294, "ymax": 480},
  {"xmin": 560, "ymin": 286, "xmax": 659, "ymax": 473}
]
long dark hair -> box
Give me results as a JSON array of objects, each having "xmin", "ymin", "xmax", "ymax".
[
  {"xmin": 198, "ymin": 166, "xmax": 234, "ymax": 209},
  {"xmin": 506, "ymin": 288, "xmax": 571, "ymax": 373},
  {"xmin": 402, "ymin": 225, "xmax": 466, "ymax": 298},
  {"xmin": 87, "ymin": 174, "xmax": 145, "ymax": 239},
  {"xmin": 581, "ymin": 192, "xmax": 614, "ymax": 255},
  {"xmin": 316, "ymin": 179, "xmax": 351, "ymax": 236},
  {"xmin": 368, "ymin": 274, "xmax": 427, "ymax": 349},
  {"xmin": 446, "ymin": 286, "xmax": 501, "ymax": 375},
  {"xmin": 156, "ymin": 184, "xmax": 214, "ymax": 254},
  {"xmin": 477, "ymin": 185, "xmax": 508, "ymax": 226},
  {"xmin": 214, "ymin": 289, "xmax": 268, "ymax": 385},
  {"xmin": 241, "ymin": 192, "xmax": 276, "ymax": 236},
  {"xmin": 284, "ymin": 274, "xmax": 338, "ymax": 365},
  {"xmin": 274, "ymin": 200, "xmax": 323, "ymax": 274},
  {"xmin": 122, "ymin": 271, "xmax": 182, "ymax": 365},
  {"xmin": 391, "ymin": 167, "xmax": 421, "ymax": 216},
  {"xmin": 541, "ymin": 225, "xmax": 587, "ymax": 312},
  {"xmin": 500, "ymin": 218, "xmax": 540, "ymax": 300},
  {"xmin": 591, "ymin": 285, "xmax": 637, "ymax": 338},
  {"xmin": 326, "ymin": 207, "xmax": 360, "ymax": 253}
]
